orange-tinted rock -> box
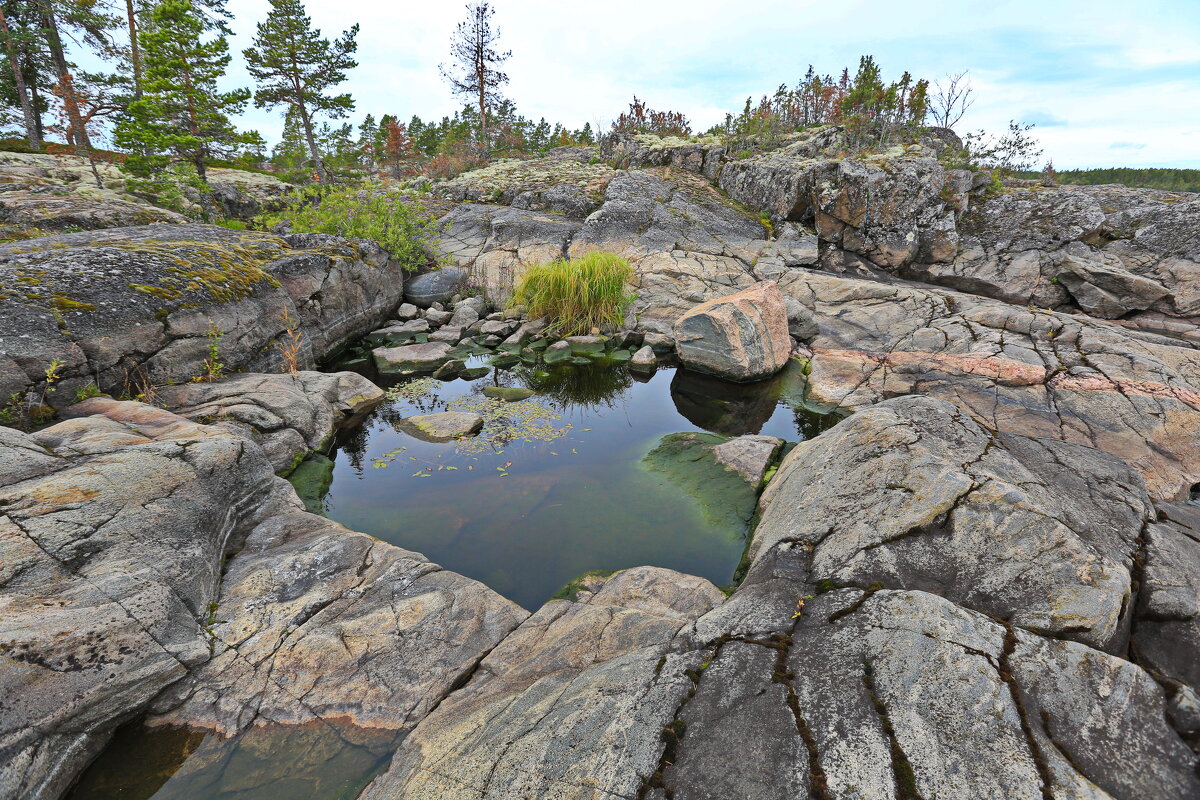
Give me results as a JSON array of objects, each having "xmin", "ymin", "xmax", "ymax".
[{"xmin": 673, "ymin": 281, "xmax": 792, "ymax": 382}]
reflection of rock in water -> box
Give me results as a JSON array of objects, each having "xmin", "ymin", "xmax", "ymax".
[
  {"xmin": 670, "ymin": 369, "xmax": 780, "ymax": 436},
  {"xmin": 67, "ymin": 721, "xmax": 401, "ymax": 800}
]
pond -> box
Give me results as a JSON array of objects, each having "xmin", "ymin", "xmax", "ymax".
[
  {"xmin": 309, "ymin": 356, "xmax": 837, "ymax": 611},
  {"xmin": 66, "ymin": 354, "xmax": 839, "ymax": 800}
]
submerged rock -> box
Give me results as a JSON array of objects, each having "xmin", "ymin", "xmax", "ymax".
[
  {"xmin": 397, "ymin": 411, "xmax": 484, "ymax": 442},
  {"xmin": 483, "ymin": 386, "xmax": 535, "ymax": 402},
  {"xmin": 641, "ymin": 432, "xmax": 768, "ymax": 529},
  {"xmin": 674, "ymin": 281, "xmax": 792, "ymax": 382},
  {"xmin": 287, "ymin": 452, "xmax": 335, "ymax": 515}
]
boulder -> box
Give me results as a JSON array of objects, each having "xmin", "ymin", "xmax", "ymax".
[
  {"xmin": 674, "ymin": 281, "xmax": 792, "ymax": 382},
  {"xmin": 482, "ymin": 386, "xmax": 535, "ymax": 402},
  {"xmin": 372, "ymin": 341, "xmax": 454, "ymax": 375},
  {"xmin": 397, "ymin": 411, "xmax": 484, "ymax": 442},
  {"xmin": 405, "ymin": 268, "xmax": 467, "ymax": 308}
]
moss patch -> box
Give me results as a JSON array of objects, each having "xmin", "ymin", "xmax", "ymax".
[{"xmin": 641, "ymin": 432, "xmax": 760, "ymax": 531}]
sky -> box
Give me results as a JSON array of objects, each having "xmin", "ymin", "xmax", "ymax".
[{"xmin": 215, "ymin": 0, "xmax": 1200, "ymax": 170}]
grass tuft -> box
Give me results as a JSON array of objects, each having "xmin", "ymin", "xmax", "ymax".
[{"xmin": 509, "ymin": 251, "xmax": 635, "ymax": 338}]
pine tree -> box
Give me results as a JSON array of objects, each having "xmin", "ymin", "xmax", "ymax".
[
  {"xmin": 382, "ymin": 119, "xmax": 418, "ymax": 179},
  {"xmin": 243, "ymin": 0, "xmax": 358, "ymax": 184},
  {"xmin": 357, "ymin": 112, "xmax": 377, "ymax": 169},
  {"xmin": 114, "ymin": 0, "xmax": 254, "ymax": 183},
  {"xmin": 0, "ymin": 5, "xmax": 40, "ymax": 148},
  {"xmin": 440, "ymin": 1, "xmax": 509, "ymax": 155}
]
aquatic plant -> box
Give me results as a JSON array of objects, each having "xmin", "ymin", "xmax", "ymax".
[{"xmin": 508, "ymin": 251, "xmax": 635, "ymax": 337}]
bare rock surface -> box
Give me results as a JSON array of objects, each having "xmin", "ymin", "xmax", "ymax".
[{"xmin": 152, "ymin": 370, "xmax": 384, "ymax": 472}]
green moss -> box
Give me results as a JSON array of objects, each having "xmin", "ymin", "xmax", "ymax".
[
  {"xmin": 640, "ymin": 432, "xmax": 761, "ymax": 531},
  {"xmin": 550, "ymin": 568, "xmax": 618, "ymax": 602},
  {"xmin": 50, "ymin": 293, "xmax": 97, "ymax": 312}
]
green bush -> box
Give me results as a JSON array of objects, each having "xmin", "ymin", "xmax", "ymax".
[
  {"xmin": 509, "ymin": 251, "xmax": 635, "ymax": 337},
  {"xmin": 262, "ymin": 183, "xmax": 441, "ymax": 272}
]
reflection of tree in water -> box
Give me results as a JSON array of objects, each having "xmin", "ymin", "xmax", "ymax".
[
  {"xmin": 511, "ymin": 361, "xmax": 633, "ymax": 414},
  {"xmin": 337, "ymin": 423, "xmax": 370, "ymax": 475}
]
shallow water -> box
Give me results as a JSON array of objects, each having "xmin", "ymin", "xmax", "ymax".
[
  {"xmin": 66, "ymin": 357, "xmax": 837, "ymax": 800},
  {"xmin": 319, "ymin": 357, "xmax": 835, "ymax": 610}
]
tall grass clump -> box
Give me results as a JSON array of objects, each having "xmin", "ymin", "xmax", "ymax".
[
  {"xmin": 263, "ymin": 183, "xmax": 441, "ymax": 272},
  {"xmin": 510, "ymin": 252, "xmax": 635, "ymax": 337}
]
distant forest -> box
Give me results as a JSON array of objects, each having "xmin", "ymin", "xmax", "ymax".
[{"xmin": 1020, "ymin": 168, "xmax": 1200, "ymax": 193}]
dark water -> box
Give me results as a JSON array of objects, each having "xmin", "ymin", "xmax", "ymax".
[
  {"xmin": 319, "ymin": 357, "xmax": 836, "ymax": 611},
  {"xmin": 66, "ymin": 357, "xmax": 838, "ymax": 800}
]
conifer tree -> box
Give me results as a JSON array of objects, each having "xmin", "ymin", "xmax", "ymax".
[
  {"xmin": 440, "ymin": 1, "xmax": 509, "ymax": 154},
  {"xmin": 243, "ymin": 0, "xmax": 358, "ymax": 183},
  {"xmin": 114, "ymin": 0, "xmax": 253, "ymax": 183}
]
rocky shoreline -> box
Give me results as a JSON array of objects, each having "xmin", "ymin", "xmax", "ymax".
[{"xmin": 3, "ymin": 128, "xmax": 1199, "ymax": 799}]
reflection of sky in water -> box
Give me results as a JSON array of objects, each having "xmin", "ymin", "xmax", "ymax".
[{"xmin": 325, "ymin": 359, "xmax": 833, "ymax": 611}]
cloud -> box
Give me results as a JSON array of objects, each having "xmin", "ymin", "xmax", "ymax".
[
  {"xmin": 1109, "ymin": 142, "xmax": 1148, "ymax": 150},
  {"xmin": 1024, "ymin": 111, "xmax": 1068, "ymax": 128}
]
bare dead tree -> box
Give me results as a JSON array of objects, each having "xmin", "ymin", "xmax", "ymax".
[
  {"xmin": 930, "ymin": 70, "xmax": 974, "ymax": 130},
  {"xmin": 440, "ymin": 1, "xmax": 510, "ymax": 156}
]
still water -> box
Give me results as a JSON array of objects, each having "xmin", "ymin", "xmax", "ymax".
[{"xmin": 66, "ymin": 356, "xmax": 838, "ymax": 800}]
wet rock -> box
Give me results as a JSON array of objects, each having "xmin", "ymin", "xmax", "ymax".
[
  {"xmin": 710, "ymin": 434, "xmax": 784, "ymax": 487},
  {"xmin": 674, "ymin": 281, "xmax": 792, "ymax": 382},
  {"xmin": 482, "ymin": 386, "xmax": 535, "ymax": 402},
  {"xmin": 431, "ymin": 359, "xmax": 466, "ymax": 379},
  {"xmin": 152, "ymin": 371, "xmax": 382, "ymax": 473},
  {"xmin": 564, "ymin": 335, "xmax": 606, "ymax": 355},
  {"xmin": 372, "ymin": 341, "xmax": 454, "ymax": 375},
  {"xmin": 404, "ymin": 268, "xmax": 467, "ymax": 308},
  {"xmin": 543, "ymin": 340, "xmax": 572, "ymax": 364},
  {"xmin": 642, "ymin": 432, "xmax": 766, "ymax": 529},
  {"xmin": 397, "ymin": 411, "xmax": 484, "ymax": 442},
  {"xmin": 287, "ymin": 453, "xmax": 334, "ymax": 515},
  {"xmin": 630, "ymin": 344, "xmax": 658, "ymax": 373}
]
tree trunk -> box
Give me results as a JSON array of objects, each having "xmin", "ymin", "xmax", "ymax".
[
  {"xmin": 37, "ymin": 2, "xmax": 101, "ymax": 187},
  {"xmin": 297, "ymin": 104, "xmax": 329, "ymax": 183},
  {"xmin": 125, "ymin": 0, "xmax": 141, "ymax": 100},
  {"xmin": 0, "ymin": 8, "xmax": 40, "ymax": 149}
]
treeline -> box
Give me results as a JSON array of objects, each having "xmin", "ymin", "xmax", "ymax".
[
  {"xmin": 270, "ymin": 99, "xmax": 596, "ymax": 184},
  {"xmin": 1023, "ymin": 167, "xmax": 1200, "ymax": 194}
]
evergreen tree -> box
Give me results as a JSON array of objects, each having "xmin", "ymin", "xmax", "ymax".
[
  {"xmin": 440, "ymin": 1, "xmax": 509, "ymax": 154},
  {"xmin": 244, "ymin": 0, "xmax": 358, "ymax": 183},
  {"xmin": 114, "ymin": 0, "xmax": 254, "ymax": 182},
  {"xmin": 357, "ymin": 112, "xmax": 377, "ymax": 169}
]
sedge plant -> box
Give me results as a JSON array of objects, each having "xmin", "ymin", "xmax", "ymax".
[{"xmin": 509, "ymin": 251, "xmax": 635, "ymax": 338}]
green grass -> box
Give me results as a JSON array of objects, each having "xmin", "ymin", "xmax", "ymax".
[{"xmin": 509, "ymin": 251, "xmax": 635, "ymax": 337}]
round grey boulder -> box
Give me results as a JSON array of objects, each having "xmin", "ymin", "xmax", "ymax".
[{"xmin": 406, "ymin": 268, "xmax": 469, "ymax": 308}]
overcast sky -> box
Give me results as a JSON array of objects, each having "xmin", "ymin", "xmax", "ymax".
[{"xmin": 217, "ymin": 0, "xmax": 1200, "ymax": 170}]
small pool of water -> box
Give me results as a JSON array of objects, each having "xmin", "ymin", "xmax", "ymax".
[{"xmin": 312, "ymin": 356, "xmax": 837, "ymax": 610}]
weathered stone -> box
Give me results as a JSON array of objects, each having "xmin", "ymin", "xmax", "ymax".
[
  {"xmin": 784, "ymin": 295, "xmax": 819, "ymax": 340},
  {"xmin": 710, "ymin": 434, "xmax": 784, "ymax": 487},
  {"xmin": 428, "ymin": 326, "xmax": 465, "ymax": 344},
  {"xmin": 424, "ymin": 308, "xmax": 453, "ymax": 326},
  {"xmin": 360, "ymin": 567, "xmax": 724, "ymax": 800},
  {"xmin": 674, "ymin": 281, "xmax": 791, "ymax": 382},
  {"xmin": 397, "ymin": 411, "xmax": 484, "ymax": 442},
  {"xmin": 543, "ymin": 340, "xmax": 572, "ymax": 364},
  {"xmin": 0, "ymin": 225, "xmax": 400, "ymax": 404},
  {"xmin": 152, "ymin": 371, "xmax": 382, "ymax": 473},
  {"xmin": 395, "ymin": 302, "xmax": 420, "ymax": 321},
  {"xmin": 564, "ymin": 335, "xmax": 606, "ymax": 355},
  {"xmin": 372, "ymin": 341, "xmax": 454, "ymax": 375},
  {"xmin": 405, "ymin": 268, "xmax": 467, "ymax": 308}
]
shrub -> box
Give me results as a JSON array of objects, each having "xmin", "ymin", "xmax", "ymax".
[
  {"xmin": 611, "ymin": 96, "xmax": 692, "ymax": 137},
  {"xmin": 509, "ymin": 251, "xmax": 635, "ymax": 337},
  {"xmin": 262, "ymin": 183, "xmax": 441, "ymax": 272}
]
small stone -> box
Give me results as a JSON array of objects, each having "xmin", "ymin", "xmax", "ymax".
[
  {"xmin": 429, "ymin": 327, "xmax": 464, "ymax": 344},
  {"xmin": 398, "ymin": 411, "xmax": 483, "ymax": 442},
  {"xmin": 643, "ymin": 332, "xmax": 675, "ymax": 352},
  {"xmin": 426, "ymin": 309, "xmax": 453, "ymax": 326},
  {"xmin": 565, "ymin": 335, "xmax": 606, "ymax": 355},
  {"xmin": 483, "ymin": 387, "xmax": 535, "ymax": 402},
  {"xmin": 449, "ymin": 306, "xmax": 480, "ymax": 328},
  {"xmin": 432, "ymin": 359, "xmax": 466, "ymax": 379},
  {"xmin": 544, "ymin": 341, "xmax": 572, "ymax": 364},
  {"xmin": 459, "ymin": 367, "xmax": 491, "ymax": 380},
  {"xmin": 395, "ymin": 302, "xmax": 420, "ymax": 321},
  {"xmin": 630, "ymin": 345, "xmax": 657, "ymax": 373}
]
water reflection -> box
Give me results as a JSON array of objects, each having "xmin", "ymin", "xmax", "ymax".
[{"xmin": 68, "ymin": 721, "xmax": 400, "ymax": 800}]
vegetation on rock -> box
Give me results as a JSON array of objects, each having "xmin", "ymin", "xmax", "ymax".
[{"xmin": 509, "ymin": 251, "xmax": 635, "ymax": 337}]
